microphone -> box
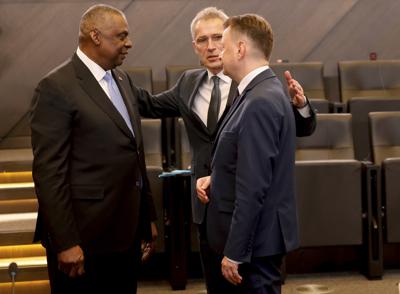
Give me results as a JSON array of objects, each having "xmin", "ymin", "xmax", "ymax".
[
  {"xmin": 8, "ymin": 262, "xmax": 18, "ymax": 294},
  {"xmin": 8, "ymin": 262, "xmax": 18, "ymax": 280}
]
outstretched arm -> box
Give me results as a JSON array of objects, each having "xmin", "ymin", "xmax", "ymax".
[{"xmin": 284, "ymin": 70, "xmax": 316, "ymax": 137}]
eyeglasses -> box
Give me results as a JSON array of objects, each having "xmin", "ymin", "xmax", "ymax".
[{"xmin": 195, "ymin": 34, "xmax": 223, "ymax": 47}]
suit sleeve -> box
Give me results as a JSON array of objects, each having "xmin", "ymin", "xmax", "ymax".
[
  {"xmin": 293, "ymin": 97, "xmax": 316, "ymax": 137},
  {"xmin": 223, "ymin": 97, "xmax": 283, "ymax": 262},
  {"xmin": 30, "ymin": 77, "xmax": 81, "ymax": 253},
  {"xmin": 128, "ymin": 74, "xmax": 184, "ymax": 119}
]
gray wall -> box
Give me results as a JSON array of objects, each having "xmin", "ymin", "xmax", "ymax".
[{"xmin": 1, "ymin": 0, "xmax": 400, "ymax": 139}]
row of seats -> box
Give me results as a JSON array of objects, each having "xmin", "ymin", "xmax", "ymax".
[
  {"xmin": 122, "ymin": 60, "xmax": 400, "ymax": 103},
  {"xmin": 0, "ymin": 112, "xmax": 398, "ymax": 285},
  {"xmin": 2, "ymin": 60, "xmax": 400, "ymax": 159},
  {"xmin": 1, "ymin": 61, "xmax": 400, "ymax": 286},
  {"xmin": 176, "ymin": 112, "xmax": 400, "ymax": 279}
]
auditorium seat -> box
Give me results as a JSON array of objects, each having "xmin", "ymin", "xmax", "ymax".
[
  {"xmin": 348, "ymin": 97, "xmax": 400, "ymax": 161},
  {"xmin": 292, "ymin": 113, "xmax": 383, "ymax": 279},
  {"xmin": 369, "ymin": 112, "xmax": 400, "ymax": 164},
  {"xmin": 125, "ymin": 66, "xmax": 153, "ymax": 93},
  {"xmin": 165, "ymin": 65, "xmax": 199, "ymax": 89},
  {"xmin": 369, "ymin": 112, "xmax": 400, "ymax": 244},
  {"xmin": 338, "ymin": 60, "xmax": 400, "ymax": 104},
  {"xmin": 141, "ymin": 118, "xmax": 163, "ymax": 167},
  {"xmin": 296, "ymin": 114, "xmax": 354, "ymax": 160},
  {"xmin": 174, "ymin": 118, "xmax": 191, "ymax": 170},
  {"xmin": 270, "ymin": 62, "xmax": 331, "ymax": 113},
  {"xmin": 173, "ymin": 119, "xmax": 198, "ymax": 255},
  {"xmin": 141, "ymin": 119, "xmax": 164, "ymax": 252},
  {"xmin": 270, "ymin": 62, "xmax": 325, "ymax": 99}
]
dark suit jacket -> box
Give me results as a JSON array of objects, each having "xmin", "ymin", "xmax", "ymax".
[
  {"xmin": 30, "ymin": 54, "xmax": 155, "ymax": 254},
  {"xmin": 206, "ymin": 68, "xmax": 298, "ymax": 263},
  {"xmin": 136, "ymin": 68, "xmax": 315, "ymax": 225}
]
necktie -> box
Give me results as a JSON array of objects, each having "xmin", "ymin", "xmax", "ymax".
[
  {"xmin": 207, "ymin": 76, "xmax": 221, "ymax": 133},
  {"xmin": 103, "ymin": 72, "xmax": 134, "ymax": 136}
]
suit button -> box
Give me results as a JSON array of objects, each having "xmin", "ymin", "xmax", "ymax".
[{"xmin": 136, "ymin": 181, "xmax": 140, "ymax": 187}]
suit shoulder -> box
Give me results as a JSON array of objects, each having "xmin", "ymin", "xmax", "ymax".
[
  {"xmin": 37, "ymin": 59, "xmax": 76, "ymax": 93},
  {"xmin": 34, "ymin": 59, "xmax": 77, "ymax": 102},
  {"xmin": 255, "ymin": 78, "xmax": 289, "ymax": 104},
  {"xmin": 42, "ymin": 58, "xmax": 74, "ymax": 82},
  {"xmin": 181, "ymin": 68, "xmax": 206, "ymax": 80},
  {"xmin": 245, "ymin": 82, "xmax": 290, "ymax": 115}
]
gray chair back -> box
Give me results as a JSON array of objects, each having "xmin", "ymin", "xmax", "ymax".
[
  {"xmin": 296, "ymin": 113, "xmax": 354, "ymax": 160},
  {"xmin": 339, "ymin": 60, "xmax": 400, "ymax": 103}
]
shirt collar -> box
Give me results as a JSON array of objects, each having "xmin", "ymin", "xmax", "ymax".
[
  {"xmin": 206, "ymin": 70, "xmax": 231, "ymax": 85},
  {"xmin": 76, "ymin": 47, "xmax": 109, "ymax": 82},
  {"xmin": 237, "ymin": 65, "xmax": 269, "ymax": 95}
]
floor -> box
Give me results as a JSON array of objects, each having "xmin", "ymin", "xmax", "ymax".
[{"xmin": 137, "ymin": 270, "xmax": 400, "ymax": 294}]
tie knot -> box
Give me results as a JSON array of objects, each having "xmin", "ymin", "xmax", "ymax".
[
  {"xmin": 211, "ymin": 75, "xmax": 220, "ymax": 86},
  {"xmin": 103, "ymin": 71, "xmax": 113, "ymax": 82}
]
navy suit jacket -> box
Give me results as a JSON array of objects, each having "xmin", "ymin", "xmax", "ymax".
[
  {"xmin": 136, "ymin": 68, "xmax": 314, "ymax": 225},
  {"xmin": 30, "ymin": 54, "xmax": 155, "ymax": 254},
  {"xmin": 206, "ymin": 68, "xmax": 298, "ymax": 263}
]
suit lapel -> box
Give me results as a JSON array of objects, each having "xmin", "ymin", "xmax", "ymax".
[
  {"xmin": 187, "ymin": 70, "xmax": 210, "ymax": 134},
  {"xmin": 213, "ymin": 91, "xmax": 246, "ymax": 151},
  {"xmin": 72, "ymin": 54, "xmax": 136, "ymax": 145},
  {"xmin": 188, "ymin": 70, "xmax": 207, "ymax": 109}
]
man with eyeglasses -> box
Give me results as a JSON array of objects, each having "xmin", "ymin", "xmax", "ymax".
[
  {"xmin": 137, "ymin": 6, "xmax": 315, "ymax": 294},
  {"xmin": 30, "ymin": 4, "xmax": 156, "ymax": 293}
]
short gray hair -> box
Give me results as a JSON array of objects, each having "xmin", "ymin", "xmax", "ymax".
[
  {"xmin": 79, "ymin": 4, "xmax": 125, "ymax": 36},
  {"xmin": 190, "ymin": 7, "xmax": 228, "ymax": 40}
]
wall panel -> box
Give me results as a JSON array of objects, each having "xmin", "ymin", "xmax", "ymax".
[{"xmin": 0, "ymin": 0, "xmax": 399, "ymax": 138}]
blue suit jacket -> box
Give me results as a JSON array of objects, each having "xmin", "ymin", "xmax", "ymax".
[{"xmin": 206, "ymin": 68, "xmax": 298, "ymax": 263}]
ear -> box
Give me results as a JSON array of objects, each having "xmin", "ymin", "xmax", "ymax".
[
  {"xmin": 90, "ymin": 29, "xmax": 101, "ymax": 46},
  {"xmin": 237, "ymin": 41, "xmax": 246, "ymax": 60}
]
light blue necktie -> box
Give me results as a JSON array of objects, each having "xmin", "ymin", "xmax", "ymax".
[{"xmin": 103, "ymin": 72, "xmax": 134, "ymax": 136}]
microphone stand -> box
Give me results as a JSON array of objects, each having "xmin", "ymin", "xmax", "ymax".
[{"xmin": 8, "ymin": 262, "xmax": 18, "ymax": 294}]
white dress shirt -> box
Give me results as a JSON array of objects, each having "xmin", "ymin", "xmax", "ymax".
[{"xmin": 76, "ymin": 47, "xmax": 114, "ymax": 99}]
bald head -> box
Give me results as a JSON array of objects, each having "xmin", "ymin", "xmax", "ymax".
[
  {"xmin": 79, "ymin": 4, "xmax": 126, "ymax": 43},
  {"xmin": 78, "ymin": 4, "xmax": 132, "ymax": 70}
]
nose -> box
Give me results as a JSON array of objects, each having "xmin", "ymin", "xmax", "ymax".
[
  {"xmin": 207, "ymin": 38, "xmax": 216, "ymax": 51},
  {"xmin": 125, "ymin": 37, "xmax": 133, "ymax": 49}
]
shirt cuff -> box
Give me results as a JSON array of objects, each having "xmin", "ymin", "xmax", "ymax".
[
  {"xmin": 226, "ymin": 257, "xmax": 243, "ymax": 265},
  {"xmin": 297, "ymin": 103, "xmax": 311, "ymax": 118}
]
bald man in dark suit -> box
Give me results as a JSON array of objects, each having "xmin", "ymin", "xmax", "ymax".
[{"xmin": 30, "ymin": 4, "xmax": 155, "ymax": 293}]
